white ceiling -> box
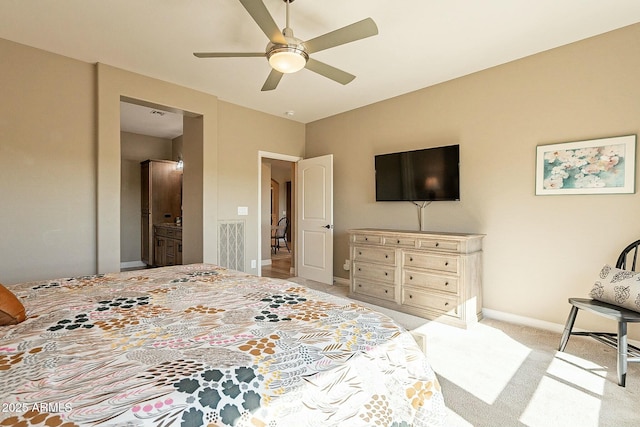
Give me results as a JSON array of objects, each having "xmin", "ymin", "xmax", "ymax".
[
  {"xmin": 120, "ymin": 101, "xmax": 184, "ymax": 139},
  {"xmin": 3, "ymin": 0, "xmax": 640, "ymax": 130}
]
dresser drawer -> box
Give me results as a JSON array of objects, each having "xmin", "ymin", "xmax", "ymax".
[
  {"xmin": 353, "ymin": 278, "xmax": 395, "ymax": 302},
  {"xmin": 402, "ymin": 287, "xmax": 458, "ymax": 315},
  {"xmin": 353, "ymin": 246, "xmax": 395, "ymax": 265},
  {"xmin": 417, "ymin": 238, "xmax": 460, "ymax": 252},
  {"xmin": 402, "ymin": 270, "xmax": 458, "ymax": 293},
  {"xmin": 353, "ymin": 261, "xmax": 395, "ymax": 284},
  {"xmin": 383, "ymin": 235, "xmax": 417, "ymax": 248},
  {"xmin": 352, "ymin": 234, "xmax": 383, "ymax": 245},
  {"xmin": 403, "ymin": 252, "xmax": 459, "ymax": 274}
]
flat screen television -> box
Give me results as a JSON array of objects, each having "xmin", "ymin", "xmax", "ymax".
[{"xmin": 375, "ymin": 144, "xmax": 460, "ymax": 201}]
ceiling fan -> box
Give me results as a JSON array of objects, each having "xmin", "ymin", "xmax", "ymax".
[{"xmin": 193, "ymin": 0, "xmax": 378, "ymax": 91}]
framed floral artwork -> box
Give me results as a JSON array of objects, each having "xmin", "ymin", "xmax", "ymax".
[{"xmin": 535, "ymin": 135, "xmax": 636, "ymax": 195}]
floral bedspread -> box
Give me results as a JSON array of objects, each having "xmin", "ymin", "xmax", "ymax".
[{"xmin": 0, "ymin": 264, "xmax": 445, "ymax": 426}]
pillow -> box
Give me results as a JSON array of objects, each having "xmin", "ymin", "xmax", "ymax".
[
  {"xmin": 0, "ymin": 283, "xmax": 26, "ymax": 325},
  {"xmin": 589, "ymin": 264, "xmax": 640, "ymax": 313}
]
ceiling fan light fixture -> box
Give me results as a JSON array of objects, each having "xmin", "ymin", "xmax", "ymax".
[{"xmin": 267, "ymin": 47, "xmax": 308, "ymax": 73}]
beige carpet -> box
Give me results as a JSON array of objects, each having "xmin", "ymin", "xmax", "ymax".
[
  {"xmin": 419, "ymin": 318, "xmax": 640, "ymax": 427},
  {"xmin": 291, "ymin": 278, "xmax": 640, "ymax": 427}
]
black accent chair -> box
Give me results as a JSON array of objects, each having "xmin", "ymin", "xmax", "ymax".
[
  {"xmin": 559, "ymin": 239, "xmax": 640, "ymax": 387},
  {"xmin": 271, "ymin": 217, "xmax": 290, "ymax": 253}
]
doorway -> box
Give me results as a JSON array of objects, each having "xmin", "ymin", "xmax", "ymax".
[
  {"xmin": 119, "ymin": 100, "xmax": 185, "ymax": 271},
  {"xmin": 259, "ymin": 153, "xmax": 300, "ymax": 279},
  {"xmin": 97, "ymin": 65, "xmax": 214, "ymax": 275}
]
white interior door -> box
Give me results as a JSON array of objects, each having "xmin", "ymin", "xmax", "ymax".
[{"xmin": 296, "ymin": 154, "xmax": 333, "ymax": 284}]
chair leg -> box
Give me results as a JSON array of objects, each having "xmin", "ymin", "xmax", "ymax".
[
  {"xmin": 559, "ymin": 305, "xmax": 579, "ymax": 352},
  {"xmin": 617, "ymin": 321, "xmax": 628, "ymax": 387}
]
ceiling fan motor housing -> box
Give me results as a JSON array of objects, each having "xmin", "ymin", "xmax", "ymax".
[{"xmin": 266, "ymin": 32, "xmax": 308, "ymax": 73}]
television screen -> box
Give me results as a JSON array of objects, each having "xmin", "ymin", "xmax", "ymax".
[{"xmin": 375, "ymin": 145, "xmax": 460, "ymax": 201}]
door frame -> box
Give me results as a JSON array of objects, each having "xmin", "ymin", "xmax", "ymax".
[{"xmin": 257, "ymin": 151, "xmax": 302, "ymax": 276}]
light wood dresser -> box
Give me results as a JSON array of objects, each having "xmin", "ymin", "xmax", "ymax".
[{"xmin": 349, "ymin": 229, "xmax": 484, "ymax": 328}]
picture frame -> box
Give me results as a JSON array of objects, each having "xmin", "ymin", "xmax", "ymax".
[{"xmin": 535, "ymin": 135, "xmax": 636, "ymax": 195}]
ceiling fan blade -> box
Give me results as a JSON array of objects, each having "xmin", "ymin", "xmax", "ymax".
[
  {"xmin": 193, "ymin": 52, "xmax": 265, "ymax": 58},
  {"xmin": 304, "ymin": 18, "xmax": 378, "ymax": 54},
  {"xmin": 305, "ymin": 58, "xmax": 355, "ymax": 85},
  {"xmin": 239, "ymin": 0, "xmax": 286, "ymax": 45},
  {"xmin": 261, "ymin": 69, "xmax": 284, "ymax": 91}
]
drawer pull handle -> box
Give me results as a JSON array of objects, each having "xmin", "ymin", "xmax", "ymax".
[
  {"xmin": 435, "ymin": 242, "xmax": 439, "ymax": 247},
  {"xmin": 358, "ymin": 268, "xmax": 361, "ymax": 271},
  {"xmin": 409, "ymin": 294, "xmax": 413, "ymax": 299},
  {"xmin": 445, "ymin": 262, "xmax": 449, "ymax": 266},
  {"xmin": 384, "ymin": 272, "xmax": 388, "ymax": 276},
  {"xmin": 384, "ymin": 289, "xmax": 388, "ymax": 293},
  {"xmin": 385, "ymin": 254, "xmax": 389, "ymax": 258},
  {"xmin": 397, "ymin": 239, "xmax": 400, "ymax": 244},
  {"xmin": 358, "ymin": 284, "xmax": 362, "ymax": 287},
  {"xmin": 445, "ymin": 281, "xmax": 449, "ymax": 286},
  {"xmin": 365, "ymin": 237, "xmax": 368, "ymax": 241},
  {"xmin": 409, "ymin": 276, "xmax": 413, "ymax": 280},
  {"xmin": 444, "ymin": 302, "xmax": 449, "ymax": 306},
  {"xmin": 409, "ymin": 257, "xmax": 413, "ymax": 262},
  {"xmin": 359, "ymin": 251, "xmax": 362, "ymax": 255}
]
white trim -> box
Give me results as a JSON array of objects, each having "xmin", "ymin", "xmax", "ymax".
[
  {"xmin": 120, "ymin": 260, "xmax": 146, "ymax": 270},
  {"xmin": 258, "ymin": 151, "xmax": 303, "ymax": 163},
  {"xmin": 483, "ymin": 308, "xmax": 565, "ymax": 334},
  {"xmin": 261, "ymin": 259, "xmax": 272, "ymax": 266},
  {"xmin": 483, "ymin": 307, "xmax": 640, "ymax": 347}
]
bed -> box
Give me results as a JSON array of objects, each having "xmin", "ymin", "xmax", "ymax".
[{"xmin": 0, "ymin": 264, "xmax": 446, "ymax": 426}]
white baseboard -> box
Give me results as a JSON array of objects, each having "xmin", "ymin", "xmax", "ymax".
[
  {"xmin": 483, "ymin": 307, "xmax": 640, "ymax": 347},
  {"xmin": 483, "ymin": 308, "xmax": 566, "ymax": 334},
  {"xmin": 261, "ymin": 259, "xmax": 272, "ymax": 266},
  {"xmin": 120, "ymin": 260, "xmax": 146, "ymax": 270}
]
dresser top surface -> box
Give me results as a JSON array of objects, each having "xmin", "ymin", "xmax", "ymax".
[{"xmin": 348, "ymin": 228, "xmax": 485, "ymax": 239}]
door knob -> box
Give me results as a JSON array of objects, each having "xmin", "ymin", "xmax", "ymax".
[{"xmin": 323, "ymin": 224, "xmax": 333, "ymax": 229}]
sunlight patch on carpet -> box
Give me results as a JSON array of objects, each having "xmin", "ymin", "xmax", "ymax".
[
  {"xmin": 416, "ymin": 321, "xmax": 531, "ymax": 404},
  {"xmin": 520, "ymin": 376, "xmax": 602, "ymax": 427},
  {"xmin": 548, "ymin": 352, "xmax": 607, "ymax": 394}
]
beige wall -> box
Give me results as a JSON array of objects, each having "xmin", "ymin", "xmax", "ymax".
[
  {"xmin": 172, "ymin": 134, "xmax": 184, "ymax": 162},
  {"xmin": 271, "ymin": 163, "xmax": 291, "ymax": 220},
  {"xmin": 0, "ymin": 38, "xmax": 96, "ymax": 283},
  {"xmin": 217, "ymin": 101, "xmax": 305, "ymax": 274},
  {"xmin": 306, "ymin": 23, "xmax": 640, "ymax": 339},
  {"xmin": 181, "ymin": 114, "xmax": 205, "ymax": 264},
  {"xmin": 0, "ymin": 38, "xmax": 304, "ymax": 283}
]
